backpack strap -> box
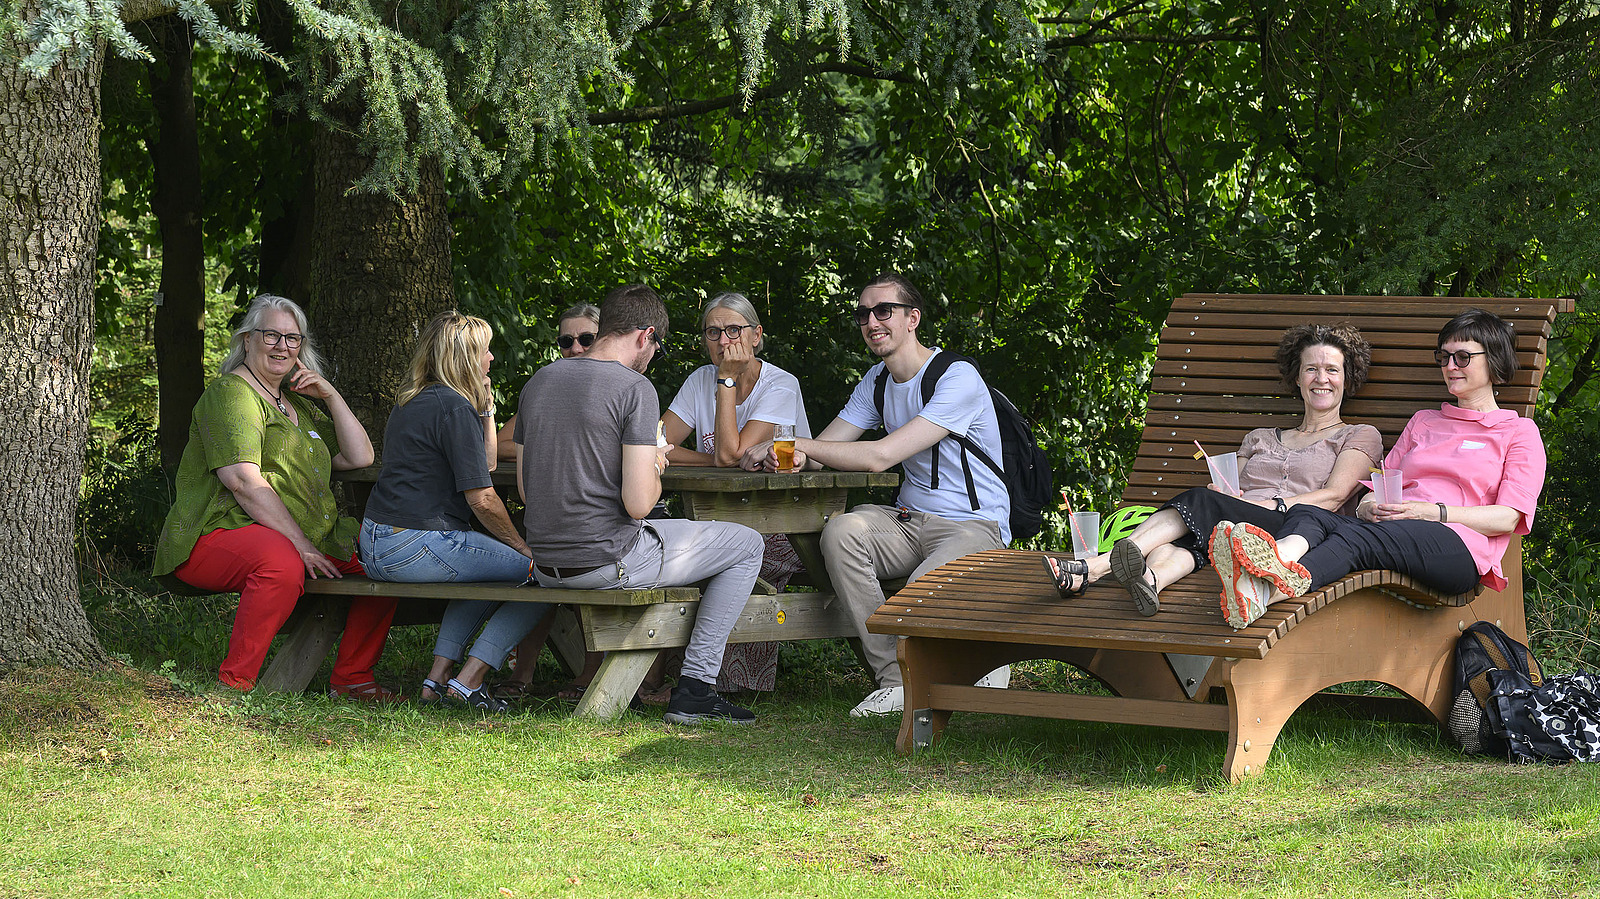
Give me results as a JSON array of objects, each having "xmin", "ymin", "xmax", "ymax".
[{"xmin": 874, "ymin": 351, "xmax": 993, "ymax": 508}]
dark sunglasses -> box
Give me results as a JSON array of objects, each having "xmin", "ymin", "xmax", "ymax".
[
  {"xmin": 1435, "ymin": 349, "xmax": 1487, "ymax": 368},
  {"xmin": 852, "ymin": 302, "xmax": 916, "ymax": 326},
  {"xmin": 557, "ymin": 332, "xmax": 596, "ymax": 351}
]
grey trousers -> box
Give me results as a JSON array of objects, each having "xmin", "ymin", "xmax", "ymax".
[
  {"xmin": 533, "ymin": 519, "xmax": 763, "ymax": 683},
  {"xmin": 819, "ymin": 504, "xmax": 1004, "ymax": 688}
]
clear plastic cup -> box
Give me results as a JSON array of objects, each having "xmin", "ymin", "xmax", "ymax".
[
  {"xmin": 1070, "ymin": 511, "xmax": 1101, "ymax": 561},
  {"xmin": 1206, "ymin": 452, "xmax": 1241, "ymax": 497},
  {"xmin": 1375, "ymin": 468, "xmax": 1404, "ymax": 505}
]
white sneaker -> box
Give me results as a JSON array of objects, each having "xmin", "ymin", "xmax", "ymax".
[
  {"xmin": 850, "ymin": 686, "xmax": 904, "ymax": 717},
  {"xmin": 975, "ymin": 665, "xmax": 1011, "ymax": 689}
]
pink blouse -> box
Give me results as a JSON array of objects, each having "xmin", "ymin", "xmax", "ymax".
[{"xmin": 1378, "ymin": 404, "xmax": 1546, "ymax": 592}]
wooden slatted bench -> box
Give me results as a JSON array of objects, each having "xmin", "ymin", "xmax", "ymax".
[
  {"xmin": 264, "ymin": 576, "xmax": 861, "ymax": 718},
  {"xmin": 867, "ymin": 293, "xmax": 1572, "ymax": 780}
]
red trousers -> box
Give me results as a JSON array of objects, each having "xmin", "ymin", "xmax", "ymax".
[{"xmin": 174, "ymin": 524, "xmax": 397, "ymax": 689}]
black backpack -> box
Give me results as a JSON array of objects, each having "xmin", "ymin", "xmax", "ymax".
[
  {"xmin": 1447, "ymin": 621, "xmax": 1571, "ymax": 762},
  {"xmin": 873, "ymin": 352, "xmax": 1051, "ymax": 542}
]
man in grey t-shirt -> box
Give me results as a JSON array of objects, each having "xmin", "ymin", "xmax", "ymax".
[{"xmin": 514, "ymin": 284, "xmax": 763, "ymax": 724}]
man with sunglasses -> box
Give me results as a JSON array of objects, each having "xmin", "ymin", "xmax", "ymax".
[
  {"xmin": 770, "ymin": 272, "xmax": 1011, "ymax": 718},
  {"xmin": 514, "ymin": 284, "xmax": 764, "ymax": 724}
]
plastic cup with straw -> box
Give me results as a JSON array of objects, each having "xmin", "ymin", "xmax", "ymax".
[
  {"xmin": 1060, "ymin": 490, "xmax": 1100, "ymax": 561},
  {"xmin": 1193, "ymin": 440, "xmax": 1241, "ymax": 497}
]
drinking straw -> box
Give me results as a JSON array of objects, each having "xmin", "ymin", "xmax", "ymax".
[
  {"xmin": 1060, "ymin": 490, "xmax": 1090, "ymax": 553},
  {"xmin": 1192, "ymin": 440, "xmax": 1239, "ymax": 496}
]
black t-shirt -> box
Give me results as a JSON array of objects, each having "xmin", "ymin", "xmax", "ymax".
[{"xmin": 365, "ymin": 384, "xmax": 492, "ymax": 530}]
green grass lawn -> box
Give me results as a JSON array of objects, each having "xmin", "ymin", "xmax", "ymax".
[{"xmin": 4, "ymin": 658, "xmax": 1599, "ymax": 899}]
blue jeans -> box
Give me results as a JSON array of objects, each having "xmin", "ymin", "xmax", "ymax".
[
  {"xmin": 358, "ymin": 519, "xmax": 545, "ymax": 669},
  {"xmin": 533, "ymin": 519, "xmax": 762, "ymax": 684}
]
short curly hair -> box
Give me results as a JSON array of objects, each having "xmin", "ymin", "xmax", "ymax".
[{"xmin": 1274, "ymin": 323, "xmax": 1372, "ymax": 398}]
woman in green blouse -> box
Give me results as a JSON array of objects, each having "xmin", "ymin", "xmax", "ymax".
[{"xmin": 153, "ymin": 295, "xmax": 398, "ymax": 700}]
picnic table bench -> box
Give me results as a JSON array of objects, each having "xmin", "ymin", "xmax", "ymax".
[
  {"xmin": 866, "ymin": 293, "xmax": 1572, "ymax": 780},
  {"xmin": 257, "ymin": 466, "xmax": 897, "ymax": 717}
]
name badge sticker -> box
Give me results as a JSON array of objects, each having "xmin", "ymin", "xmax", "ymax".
[
  {"xmin": 1461, "ymin": 440, "xmax": 1485, "ymax": 450},
  {"xmin": 308, "ymin": 430, "xmax": 322, "ymax": 441}
]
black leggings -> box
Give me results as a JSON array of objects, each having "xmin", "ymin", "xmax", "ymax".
[
  {"xmin": 1276, "ymin": 504, "xmax": 1478, "ymax": 594},
  {"xmin": 1163, "ymin": 486, "xmax": 1287, "ymax": 570}
]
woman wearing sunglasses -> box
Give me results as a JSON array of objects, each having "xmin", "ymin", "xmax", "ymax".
[
  {"xmin": 1216, "ymin": 309, "xmax": 1546, "ymax": 622},
  {"xmin": 495, "ymin": 303, "xmax": 600, "ymax": 461}
]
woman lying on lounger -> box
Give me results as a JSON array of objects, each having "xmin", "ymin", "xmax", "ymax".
[
  {"xmin": 1217, "ymin": 309, "xmax": 1546, "ymax": 625},
  {"xmin": 1045, "ymin": 323, "xmax": 1383, "ymax": 626}
]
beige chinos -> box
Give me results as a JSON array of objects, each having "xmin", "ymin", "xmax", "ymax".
[{"xmin": 820, "ymin": 503, "xmax": 1003, "ymax": 687}]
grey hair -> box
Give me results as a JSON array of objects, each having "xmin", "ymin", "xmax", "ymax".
[
  {"xmin": 557, "ymin": 302, "xmax": 601, "ymax": 327},
  {"xmin": 218, "ymin": 294, "xmax": 325, "ymax": 379},
  {"xmin": 700, "ymin": 291, "xmax": 765, "ymax": 354}
]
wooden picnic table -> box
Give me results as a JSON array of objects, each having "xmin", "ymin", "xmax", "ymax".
[{"xmin": 256, "ymin": 464, "xmax": 899, "ymax": 715}]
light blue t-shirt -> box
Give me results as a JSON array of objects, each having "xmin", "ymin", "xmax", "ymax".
[{"xmin": 838, "ymin": 349, "xmax": 1012, "ymax": 542}]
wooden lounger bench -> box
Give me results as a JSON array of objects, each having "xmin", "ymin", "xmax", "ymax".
[{"xmin": 866, "ymin": 293, "xmax": 1572, "ymax": 780}]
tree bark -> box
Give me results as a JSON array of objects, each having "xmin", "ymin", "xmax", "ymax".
[
  {"xmin": 0, "ymin": 28, "xmax": 109, "ymax": 669},
  {"xmin": 146, "ymin": 15, "xmax": 208, "ymax": 473},
  {"xmin": 308, "ymin": 125, "xmax": 454, "ymax": 452}
]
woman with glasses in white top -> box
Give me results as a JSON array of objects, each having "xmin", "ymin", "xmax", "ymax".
[{"xmin": 656, "ymin": 291, "xmax": 812, "ymax": 694}]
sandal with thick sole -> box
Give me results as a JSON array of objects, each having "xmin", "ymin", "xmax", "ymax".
[
  {"xmin": 555, "ymin": 682, "xmax": 588, "ymax": 702},
  {"xmin": 1042, "ymin": 556, "xmax": 1090, "ymax": 598},
  {"xmin": 1109, "ymin": 538, "xmax": 1160, "ymax": 617},
  {"xmin": 418, "ymin": 677, "xmax": 446, "ymax": 706},
  {"xmin": 447, "ymin": 678, "xmax": 510, "ymax": 714}
]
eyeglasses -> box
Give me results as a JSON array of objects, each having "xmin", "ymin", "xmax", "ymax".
[
  {"xmin": 254, "ymin": 329, "xmax": 304, "ymax": 349},
  {"xmin": 638, "ymin": 326, "xmax": 664, "ymax": 349},
  {"xmin": 1435, "ymin": 349, "xmax": 1487, "ymax": 368},
  {"xmin": 557, "ymin": 332, "xmax": 596, "ymax": 351},
  {"xmin": 703, "ymin": 324, "xmax": 750, "ymax": 342},
  {"xmin": 852, "ymin": 302, "xmax": 917, "ymax": 326}
]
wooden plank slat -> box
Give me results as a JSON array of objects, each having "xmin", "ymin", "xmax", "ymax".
[
  {"xmin": 301, "ymin": 575, "xmax": 697, "ymax": 607},
  {"xmin": 924, "ymin": 684, "xmax": 1232, "ymax": 731}
]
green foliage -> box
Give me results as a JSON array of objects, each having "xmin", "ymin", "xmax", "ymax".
[
  {"xmin": 77, "ymin": 418, "xmax": 171, "ymax": 568},
  {"xmin": 11, "ymin": 0, "xmax": 272, "ymax": 75}
]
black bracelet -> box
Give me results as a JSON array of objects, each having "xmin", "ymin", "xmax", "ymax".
[
  {"xmin": 1274, "ymin": 496, "xmax": 1288, "ymax": 514},
  {"xmin": 1437, "ymin": 502, "xmax": 1448, "ymax": 523}
]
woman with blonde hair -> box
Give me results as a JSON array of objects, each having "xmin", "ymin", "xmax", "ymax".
[{"xmin": 359, "ymin": 311, "xmax": 545, "ymax": 712}]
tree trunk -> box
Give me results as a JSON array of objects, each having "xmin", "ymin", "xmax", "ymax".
[
  {"xmin": 308, "ymin": 125, "xmax": 453, "ymax": 452},
  {"xmin": 146, "ymin": 15, "xmax": 207, "ymax": 473},
  {"xmin": 0, "ymin": 34, "xmax": 109, "ymax": 669}
]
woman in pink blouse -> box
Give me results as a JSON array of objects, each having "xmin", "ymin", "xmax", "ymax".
[
  {"xmin": 1047, "ymin": 324, "xmax": 1384, "ymax": 625},
  {"xmin": 1221, "ymin": 309, "xmax": 1545, "ymax": 619}
]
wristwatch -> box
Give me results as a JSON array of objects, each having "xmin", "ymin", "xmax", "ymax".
[
  {"xmin": 717, "ymin": 377, "xmax": 737, "ymax": 389},
  {"xmin": 1274, "ymin": 496, "xmax": 1288, "ymax": 514}
]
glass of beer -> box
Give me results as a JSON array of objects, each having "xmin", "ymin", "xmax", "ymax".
[{"xmin": 773, "ymin": 424, "xmax": 796, "ymax": 470}]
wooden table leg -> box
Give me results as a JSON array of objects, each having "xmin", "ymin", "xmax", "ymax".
[
  {"xmin": 571, "ymin": 649, "xmax": 657, "ymax": 719},
  {"xmin": 787, "ymin": 532, "xmax": 832, "ymax": 594},
  {"xmin": 257, "ymin": 596, "xmax": 349, "ymax": 693}
]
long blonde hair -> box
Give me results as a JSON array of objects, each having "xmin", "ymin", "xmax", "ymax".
[{"xmin": 397, "ymin": 312, "xmax": 494, "ymax": 411}]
